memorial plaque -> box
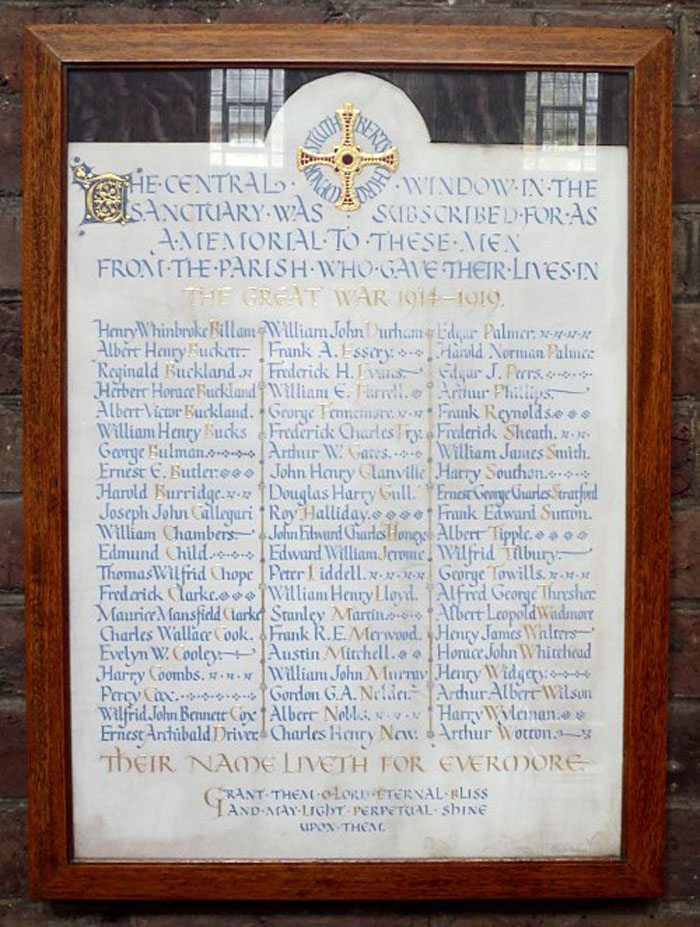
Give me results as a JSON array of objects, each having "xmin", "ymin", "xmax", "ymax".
[{"xmin": 23, "ymin": 25, "xmax": 672, "ymax": 899}]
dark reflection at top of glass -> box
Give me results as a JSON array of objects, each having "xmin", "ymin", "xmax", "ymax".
[{"xmin": 68, "ymin": 68, "xmax": 628, "ymax": 147}]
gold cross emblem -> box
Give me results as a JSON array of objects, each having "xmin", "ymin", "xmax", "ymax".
[{"xmin": 297, "ymin": 103, "xmax": 399, "ymax": 212}]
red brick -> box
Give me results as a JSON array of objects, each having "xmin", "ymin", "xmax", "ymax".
[
  {"xmin": 673, "ymin": 306, "xmax": 700, "ymax": 397},
  {"xmin": 676, "ymin": 12, "xmax": 693, "ymax": 106},
  {"xmin": 0, "ymin": 905, "xmax": 129, "ymax": 926},
  {"xmin": 0, "ymin": 912, "xmax": 422, "ymax": 927},
  {"xmin": 0, "ymin": 4, "xmax": 203, "ymax": 93},
  {"xmin": 673, "ymin": 212, "xmax": 699, "ymax": 300},
  {"xmin": 535, "ymin": 0, "xmax": 678, "ymax": 5},
  {"xmin": 0, "ymin": 6, "xmax": 65, "ymax": 94},
  {"xmin": 429, "ymin": 906, "xmax": 697, "ymax": 925},
  {"xmin": 131, "ymin": 916, "xmax": 426, "ymax": 927},
  {"xmin": 139, "ymin": 915, "xmax": 489, "ymax": 927},
  {"xmin": 0, "ymin": 98, "xmax": 22, "ymax": 196},
  {"xmin": 668, "ymin": 701, "xmax": 700, "ymax": 801},
  {"xmin": 0, "ymin": 401, "xmax": 22, "ymax": 494},
  {"xmin": 531, "ymin": 7, "xmax": 674, "ymax": 28},
  {"xmin": 0, "ymin": 300, "xmax": 21, "ymax": 395},
  {"xmin": 667, "ymin": 802, "xmax": 700, "ymax": 899},
  {"xmin": 1, "ymin": 904, "xmax": 698, "ymax": 927},
  {"xmin": 674, "ymin": 108, "xmax": 700, "ymax": 204},
  {"xmin": 0, "ymin": 498, "xmax": 22, "ymax": 593},
  {"xmin": 0, "ymin": 701, "xmax": 26, "ymax": 799},
  {"xmin": 670, "ymin": 609, "xmax": 700, "ymax": 698},
  {"xmin": 671, "ymin": 507, "xmax": 700, "ymax": 598},
  {"xmin": 682, "ymin": 13, "xmax": 700, "ymax": 105},
  {"xmin": 216, "ymin": 4, "xmax": 329, "ymax": 24},
  {"xmin": 70, "ymin": 4, "xmax": 202, "ymax": 26},
  {"xmin": 356, "ymin": 6, "xmax": 532, "ymax": 25},
  {"xmin": 0, "ymin": 806, "xmax": 27, "ymax": 899},
  {"xmin": 0, "ymin": 205, "xmax": 21, "ymax": 294},
  {"xmin": 671, "ymin": 408, "xmax": 695, "ymax": 499},
  {"xmin": 0, "ymin": 604, "xmax": 24, "ymax": 699}
]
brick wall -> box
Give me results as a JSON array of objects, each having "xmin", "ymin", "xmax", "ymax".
[{"xmin": 1, "ymin": 3, "xmax": 698, "ymax": 924}]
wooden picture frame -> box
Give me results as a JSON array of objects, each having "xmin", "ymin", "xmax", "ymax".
[{"xmin": 23, "ymin": 24, "xmax": 672, "ymax": 900}]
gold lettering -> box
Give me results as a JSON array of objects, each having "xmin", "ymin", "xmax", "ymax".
[
  {"xmin": 213, "ymin": 725, "xmax": 226, "ymax": 742},
  {"xmin": 380, "ymin": 755, "xmax": 425, "ymax": 773},
  {"xmin": 203, "ymin": 786, "xmax": 223, "ymax": 817}
]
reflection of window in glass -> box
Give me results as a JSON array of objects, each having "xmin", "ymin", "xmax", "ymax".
[
  {"xmin": 209, "ymin": 68, "xmax": 285, "ymax": 145},
  {"xmin": 524, "ymin": 72, "xmax": 599, "ymax": 146}
]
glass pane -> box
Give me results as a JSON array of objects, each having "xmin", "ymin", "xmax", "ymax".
[
  {"xmin": 66, "ymin": 65, "xmax": 629, "ymax": 865},
  {"xmin": 540, "ymin": 71, "xmax": 554, "ymax": 106}
]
